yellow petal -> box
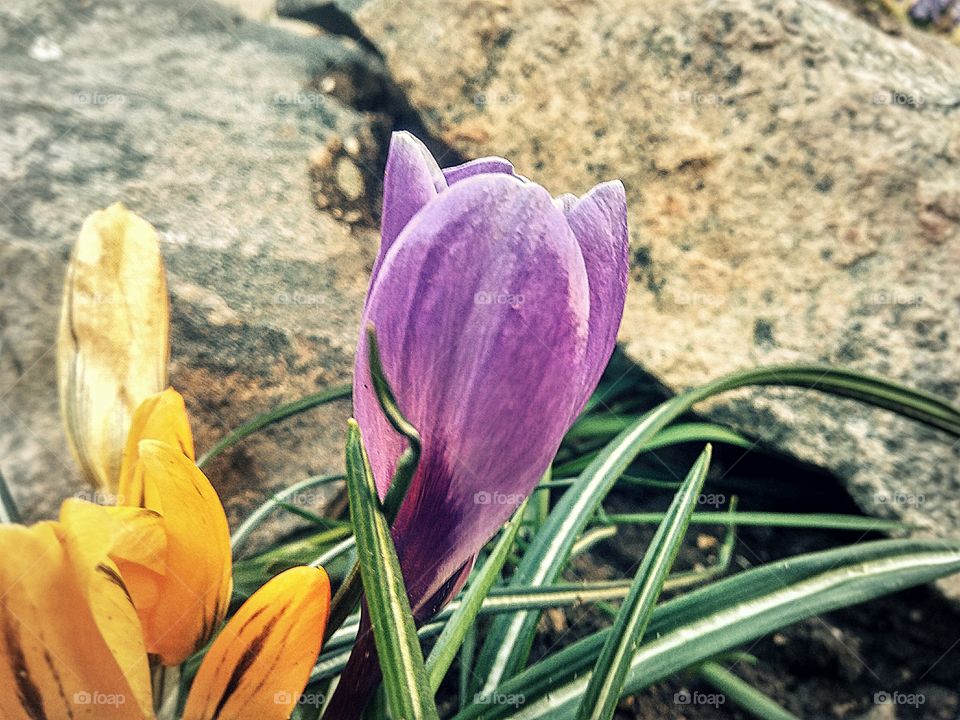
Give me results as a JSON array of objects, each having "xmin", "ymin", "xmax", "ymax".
[
  {"xmin": 126, "ymin": 439, "xmax": 233, "ymax": 665},
  {"xmin": 0, "ymin": 511, "xmax": 156, "ymax": 720},
  {"xmin": 183, "ymin": 566, "xmax": 331, "ymax": 720},
  {"xmin": 58, "ymin": 202, "xmax": 170, "ymax": 494},
  {"xmin": 59, "ymin": 498, "xmax": 168, "ymax": 652},
  {"xmin": 118, "ymin": 387, "xmax": 196, "ymax": 500}
]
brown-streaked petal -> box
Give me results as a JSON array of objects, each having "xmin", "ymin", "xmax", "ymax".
[
  {"xmin": 0, "ymin": 510, "xmax": 157, "ymax": 720},
  {"xmin": 182, "ymin": 566, "xmax": 331, "ymax": 720},
  {"xmin": 124, "ymin": 439, "xmax": 232, "ymax": 665},
  {"xmin": 118, "ymin": 387, "xmax": 196, "ymax": 501},
  {"xmin": 58, "ymin": 202, "xmax": 170, "ymax": 494}
]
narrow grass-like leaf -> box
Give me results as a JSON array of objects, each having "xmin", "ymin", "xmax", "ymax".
[
  {"xmin": 455, "ymin": 539, "xmax": 960, "ymax": 720},
  {"xmin": 231, "ymin": 473, "xmax": 345, "ymax": 556},
  {"xmin": 366, "ymin": 324, "xmax": 422, "ymax": 518},
  {"xmin": 313, "ymin": 581, "xmax": 641, "ymax": 680},
  {"xmin": 602, "ymin": 511, "xmax": 907, "ymax": 532},
  {"xmin": 231, "ymin": 526, "xmax": 351, "ymax": 600},
  {"xmin": 426, "ymin": 501, "xmax": 527, "ymax": 692},
  {"xmin": 0, "ymin": 468, "xmax": 20, "ymax": 525},
  {"xmin": 344, "ymin": 419, "xmax": 438, "ymax": 720},
  {"xmin": 575, "ymin": 446, "xmax": 712, "ymax": 720},
  {"xmin": 475, "ymin": 363, "xmax": 959, "ymax": 690},
  {"xmin": 698, "ymin": 661, "xmax": 800, "ymax": 720},
  {"xmin": 327, "ymin": 326, "xmax": 422, "ymax": 641},
  {"xmin": 197, "ymin": 382, "xmax": 352, "ymax": 468},
  {"xmin": 553, "ymin": 422, "xmax": 749, "ymax": 477}
]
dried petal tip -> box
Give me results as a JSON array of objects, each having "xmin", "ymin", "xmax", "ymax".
[{"xmin": 58, "ymin": 203, "xmax": 170, "ymax": 493}]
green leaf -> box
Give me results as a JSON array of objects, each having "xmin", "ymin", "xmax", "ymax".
[
  {"xmin": 455, "ymin": 539, "xmax": 960, "ymax": 720},
  {"xmin": 575, "ymin": 446, "xmax": 712, "ymax": 720},
  {"xmin": 230, "ymin": 473, "xmax": 345, "ymax": 557},
  {"xmin": 197, "ymin": 382, "xmax": 351, "ymax": 468},
  {"xmin": 602, "ymin": 511, "xmax": 908, "ymax": 532},
  {"xmin": 344, "ymin": 419, "xmax": 438, "ymax": 720},
  {"xmin": 698, "ymin": 661, "xmax": 800, "ymax": 720},
  {"xmin": 365, "ymin": 323, "xmax": 422, "ymax": 518},
  {"xmin": 327, "ymin": 326, "xmax": 422, "ymax": 642},
  {"xmin": 231, "ymin": 525, "xmax": 352, "ymax": 600},
  {"xmin": 475, "ymin": 363, "xmax": 960, "ymax": 690},
  {"xmin": 426, "ymin": 501, "xmax": 527, "ymax": 693}
]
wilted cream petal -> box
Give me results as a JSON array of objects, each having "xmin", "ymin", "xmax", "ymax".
[{"xmin": 58, "ymin": 202, "xmax": 170, "ymax": 493}]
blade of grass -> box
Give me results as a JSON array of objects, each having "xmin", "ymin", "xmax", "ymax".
[
  {"xmin": 698, "ymin": 661, "xmax": 800, "ymax": 720},
  {"xmin": 344, "ymin": 419, "xmax": 438, "ymax": 720},
  {"xmin": 230, "ymin": 472, "xmax": 344, "ymax": 555},
  {"xmin": 197, "ymin": 382, "xmax": 351, "ymax": 468},
  {"xmin": 327, "ymin": 325, "xmax": 422, "ymax": 641},
  {"xmin": 575, "ymin": 446, "xmax": 712, "ymax": 720},
  {"xmin": 475, "ymin": 363, "xmax": 960, "ymax": 691},
  {"xmin": 602, "ymin": 511, "xmax": 907, "ymax": 532},
  {"xmin": 553, "ymin": 422, "xmax": 750, "ymax": 477},
  {"xmin": 455, "ymin": 539, "xmax": 960, "ymax": 720}
]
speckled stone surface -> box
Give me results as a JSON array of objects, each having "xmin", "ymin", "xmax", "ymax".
[{"xmin": 0, "ymin": 0, "xmax": 383, "ymax": 528}]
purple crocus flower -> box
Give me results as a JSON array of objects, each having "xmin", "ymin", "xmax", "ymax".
[{"xmin": 325, "ymin": 131, "xmax": 628, "ymax": 716}]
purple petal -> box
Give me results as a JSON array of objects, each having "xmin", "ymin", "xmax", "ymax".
[
  {"xmin": 374, "ymin": 132, "xmax": 447, "ymax": 285},
  {"xmin": 354, "ymin": 173, "xmax": 590, "ymax": 603},
  {"xmin": 563, "ymin": 180, "xmax": 630, "ymax": 415},
  {"xmin": 442, "ymin": 157, "xmax": 516, "ymax": 185}
]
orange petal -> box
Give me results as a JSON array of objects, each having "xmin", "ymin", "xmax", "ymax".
[
  {"xmin": 118, "ymin": 387, "xmax": 196, "ymax": 503},
  {"xmin": 183, "ymin": 566, "xmax": 331, "ymax": 720},
  {"xmin": 57, "ymin": 202, "xmax": 170, "ymax": 494},
  {"xmin": 0, "ymin": 511, "xmax": 156, "ymax": 720},
  {"xmin": 127, "ymin": 439, "xmax": 233, "ymax": 665}
]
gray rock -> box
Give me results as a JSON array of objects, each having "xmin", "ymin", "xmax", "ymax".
[
  {"xmin": 0, "ymin": 0, "xmax": 384, "ymax": 527},
  {"xmin": 351, "ymin": 0, "xmax": 960, "ymax": 564}
]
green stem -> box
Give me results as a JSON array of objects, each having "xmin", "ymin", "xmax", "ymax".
[{"xmin": 698, "ymin": 661, "xmax": 800, "ymax": 720}]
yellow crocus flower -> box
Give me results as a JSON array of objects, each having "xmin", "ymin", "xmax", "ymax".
[
  {"xmin": 57, "ymin": 206, "xmax": 232, "ymax": 666},
  {"xmin": 0, "ymin": 504, "xmax": 330, "ymax": 719}
]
